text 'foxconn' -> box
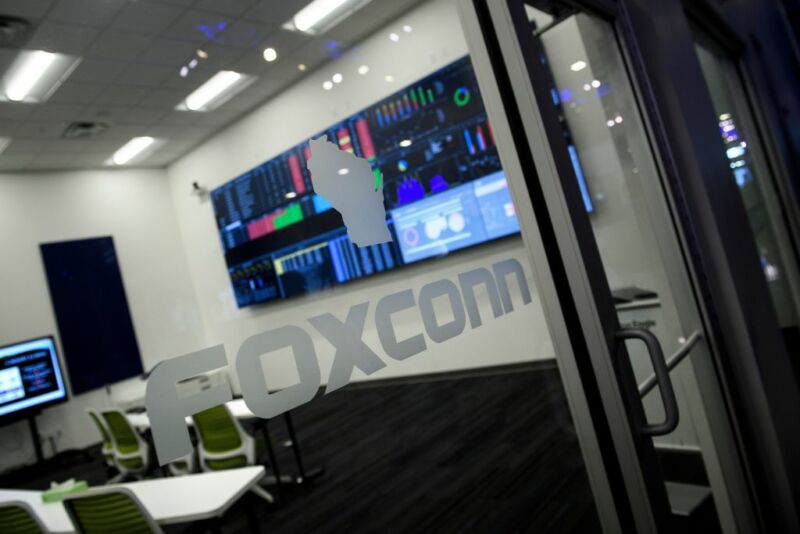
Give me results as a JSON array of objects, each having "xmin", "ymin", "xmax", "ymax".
[{"xmin": 146, "ymin": 257, "xmax": 531, "ymax": 465}]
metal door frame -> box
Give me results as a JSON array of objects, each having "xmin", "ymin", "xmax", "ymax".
[{"xmin": 456, "ymin": 0, "xmax": 797, "ymax": 531}]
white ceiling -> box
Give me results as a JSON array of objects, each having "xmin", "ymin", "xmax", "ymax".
[{"xmin": 0, "ymin": 0, "xmax": 424, "ymax": 171}]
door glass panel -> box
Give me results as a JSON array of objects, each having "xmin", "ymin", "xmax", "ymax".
[
  {"xmin": 0, "ymin": 0, "xmax": 608, "ymax": 532},
  {"xmin": 694, "ymin": 43, "xmax": 800, "ymax": 347},
  {"xmin": 528, "ymin": 6, "xmax": 742, "ymax": 531}
]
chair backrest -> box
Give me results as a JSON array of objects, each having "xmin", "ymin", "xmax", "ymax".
[
  {"xmin": 0, "ymin": 500, "xmax": 47, "ymax": 534},
  {"xmin": 63, "ymin": 487, "xmax": 162, "ymax": 534},
  {"xmin": 87, "ymin": 409, "xmax": 112, "ymax": 450},
  {"xmin": 192, "ymin": 404, "xmax": 243, "ymax": 454},
  {"xmin": 100, "ymin": 409, "xmax": 142, "ymax": 454}
]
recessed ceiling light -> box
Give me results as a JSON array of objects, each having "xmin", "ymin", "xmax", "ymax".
[
  {"xmin": 177, "ymin": 70, "xmax": 255, "ymax": 112},
  {"xmin": 196, "ymin": 49, "xmax": 208, "ymax": 59},
  {"xmin": 0, "ymin": 137, "xmax": 10, "ymax": 154},
  {"xmin": 1, "ymin": 50, "xmax": 81, "ymax": 103},
  {"xmin": 614, "ymin": 115, "xmax": 623, "ymax": 123},
  {"xmin": 591, "ymin": 79, "xmax": 601, "ymax": 88},
  {"xmin": 284, "ymin": 0, "xmax": 372, "ymax": 35},
  {"xmin": 384, "ymin": 74, "xmax": 394, "ymax": 82},
  {"xmin": 298, "ymin": 64, "xmax": 307, "ymax": 71},
  {"xmin": 337, "ymin": 168, "xmax": 349, "ymax": 175},
  {"xmin": 570, "ymin": 60, "xmax": 587, "ymax": 72},
  {"xmin": 606, "ymin": 119, "xmax": 615, "ymax": 127},
  {"xmin": 583, "ymin": 83, "xmax": 591, "ymax": 91},
  {"xmin": 389, "ymin": 32, "xmax": 399, "ymax": 42},
  {"xmin": 110, "ymin": 136, "xmax": 160, "ymax": 165},
  {"xmin": 399, "ymin": 139, "xmax": 412, "ymax": 147},
  {"xmin": 285, "ymin": 191, "xmax": 297, "ymax": 199},
  {"xmin": 263, "ymin": 47, "xmax": 277, "ymax": 62},
  {"xmin": 402, "ymin": 24, "xmax": 412, "ymax": 33},
  {"xmin": 332, "ymin": 72, "xmax": 343, "ymax": 83},
  {"xmin": 358, "ymin": 65, "xmax": 369, "ymax": 75},
  {"xmin": 323, "ymin": 80, "xmax": 333, "ymax": 90},
  {"xmin": 180, "ymin": 66, "xmax": 189, "ymax": 77},
  {"xmin": 189, "ymin": 58, "xmax": 198, "ymax": 69}
]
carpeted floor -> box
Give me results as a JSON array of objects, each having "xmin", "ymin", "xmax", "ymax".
[{"xmin": 6, "ymin": 362, "xmax": 602, "ymax": 533}]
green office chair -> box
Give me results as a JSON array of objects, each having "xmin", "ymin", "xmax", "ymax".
[
  {"xmin": 87, "ymin": 409, "xmax": 115, "ymax": 468},
  {"xmin": 192, "ymin": 404, "xmax": 274, "ymax": 503},
  {"xmin": 101, "ymin": 409, "xmax": 150, "ymax": 480},
  {"xmin": 63, "ymin": 487, "xmax": 162, "ymax": 534},
  {"xmin": 0, "ymin": 501, "xmax": 47, "ymax": 534}
]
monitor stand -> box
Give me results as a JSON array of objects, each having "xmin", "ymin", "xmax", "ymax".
[{"xmin": 27, "ymin": 413, "xmax": 44, "ymax": 464}]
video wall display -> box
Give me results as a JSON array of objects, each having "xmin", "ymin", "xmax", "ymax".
[{"xmin": 211, "ymin": 56, "xmax": 522, "ymax": 308}]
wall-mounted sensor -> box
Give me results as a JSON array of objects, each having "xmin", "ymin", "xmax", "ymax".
[{"xmin": 192, "ymin": 181, "xmax": 208, "ymax": 196}]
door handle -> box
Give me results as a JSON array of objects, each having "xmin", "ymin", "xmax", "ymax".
[{"xmin": 616, "ymin": 328, "xmax": 679, "ymax": 436}]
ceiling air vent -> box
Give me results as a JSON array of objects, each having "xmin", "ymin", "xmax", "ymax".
[
  {"xmin": 62, "ymin": 121, "xmax": 110, "ymax": 139},
  {"xmin": 0, "ymin": 16, "xmax": 32, "ymax": 48}
]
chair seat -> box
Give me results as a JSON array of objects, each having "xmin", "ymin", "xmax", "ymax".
[{"xmin": 206, "ymin": 455, "xmax": 248, "ymax": 470}]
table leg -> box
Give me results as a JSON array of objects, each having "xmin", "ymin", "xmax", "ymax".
[
  {"xmin": 258, "ymin": 419, "xmax": 285, "ymax": 502},
  {"xmin": 283, "ymin": 412, "xmax": 325, "ymax": 483}
]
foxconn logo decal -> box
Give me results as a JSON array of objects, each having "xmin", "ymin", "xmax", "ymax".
[{"xmin": 146, "ymin": 258, "xmax": 532, "ymax": 465}]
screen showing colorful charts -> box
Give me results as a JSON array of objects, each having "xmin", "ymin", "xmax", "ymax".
[{"xmin": 211, "ymin": 56, "xmax": 520, "ymax": 308}]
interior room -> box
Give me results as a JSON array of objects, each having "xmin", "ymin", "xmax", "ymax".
[{"xmin": 0, "ymin": 0, "xmax": 797, "ymax": 532}]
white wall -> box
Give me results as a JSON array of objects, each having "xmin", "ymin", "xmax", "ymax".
[
  {"xmin": 0, "ymin": 168, "xmax": 205, "ymax": 472},
  {"xmin": 165, "ymin": 0, "xmax": 555, "ymax": 392}
]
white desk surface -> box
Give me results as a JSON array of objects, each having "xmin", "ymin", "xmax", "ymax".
[
  {"xmin": 127, "ymin": 398, "xmax": 255, "ymax": 430},
  {"xmin": 0, "ymin": 466, "xmax": 264, "ymax": 533}
]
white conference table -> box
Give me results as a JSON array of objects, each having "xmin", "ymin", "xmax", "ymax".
[{"xmin": 0, "ymin": 466, "xmax": 264, "ymax": 533}]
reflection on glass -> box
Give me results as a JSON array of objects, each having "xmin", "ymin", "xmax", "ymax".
[{"xmin": 696, "ymin": 44, "xmax": 800, "ymax": 329}]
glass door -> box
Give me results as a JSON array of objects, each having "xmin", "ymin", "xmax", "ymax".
[{"xmin": 462, "ymin": 0, "xmax": 758, "ymax": 531}]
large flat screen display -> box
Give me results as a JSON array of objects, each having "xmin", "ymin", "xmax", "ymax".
[
  {"xmin": 212, "ymin": 56, "xmax": 587, "ymax": 308},
  {"xmin": 0, "ymin": 336, "xmax": 67, "ymax": 422}
]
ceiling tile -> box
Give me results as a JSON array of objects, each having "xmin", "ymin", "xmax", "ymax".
[
  {"xmin": 192, "ymin": 0, "xmax": 258, "ymax": 17},
  {"xmin": 77, "ymin": 104, "xmax": 132, "ymax": 123},
  {"xmin": 157, "ymin": 110, "xmax": 203, "ymax": 126},
  {"xmin": 96, "ymin": 85, "xmax": 151, "ymax": 107},
  {"xmin": 86, "ymin": 30, "xmax": 154, "ymax": 61},
  {"xmin": 147, "ymin": 0, "xmax": 197, "ymax": 6},
  {"xmin": 110, "ymin": 1, "xmax": 185, "ymax": 35},
  {"xmin": 1, "ymin": 139, "xmax": 50, "ymax": 155},
  {"xmin": 0, "ymin": 103, "xmax": 35, "ymax": 121},
  {"xmin": 48, "ymin": 82, "xmax": 107, "ymax": 105},
  {"xmin": 0, "ymin": 0, "xmax": 54, "ymax": 20},
  {"xmin": 0, "ymin": 119, "xmax": 22, "ymax": 136},
  {"xmin": 0, "ymin": 155, "xmax": 35, "ymax": 170},
  {"xmin": 14, "ymin": 121, "xmax": 70, "ymax": 139},
  {"xmin": 70, "ymin": 59, "xmax": 127, "ymax": 84},
  {"xmin": 118, "ymin": 107, "xmax": 169, "ymax": 126},
  {"xmin": 48, "ymin": 0, "xmax": 128, "ymax": 28},
  {"xmin": 139, "ymin": 88, "xmax": 186, "ymax": 108},
  {"xmin": 215, "ymin": 19, "xmax": 267, "ymax": 49},
  {"xmin": 166, "ymin": 9, "xmax": 230, "ymax": 43},
  {"xmin": 43, "ymin": 139, "xmax": 99, "ymax": 154},
  {"xmin": 29, "ymin": 103, "xmax": 86, "ymax": 122},
  {"xmin": 116, "ymin": 64, "xmax": 175, "ymax": 87},
  {"xmin": 26, "ymin": 22, "xmax": 101, "ymax": 56},
  {"xmin": 138, "ymin": 37, "xmax": 199, "ymax": 66},
  {"xmin": 244, "ymin": 0, "xmax": 309, "ymax": 25},
  {"xmin": 97, "ymin": 123, "xmax": 149, "ymax": 139}
]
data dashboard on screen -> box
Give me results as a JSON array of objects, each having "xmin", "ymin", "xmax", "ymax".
[
  {"xmin": 0, "ymin": 336, "xmax": 67, "ymax": 421},
  {"xmin": 212, "ymin": 56, "xmax": 571, "ymax": 308}
]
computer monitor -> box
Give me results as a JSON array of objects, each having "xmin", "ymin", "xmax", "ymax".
[{"xmin": 0, "ymin": 336, "xmax": 68, "ymax": 424}]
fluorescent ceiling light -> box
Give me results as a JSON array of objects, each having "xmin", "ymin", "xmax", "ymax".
[
  {"xmin": 1, "ymin": 50, "xmax": 81, "ymax": 103},
  {"xmin": 283, "ymin": 0, "xmax": 373, "ymax": 35},
  {"xmin": 570, "ymin": 60, "xmax": 587, "ymax": 72},
  {"xmin": 110, "ymin": 137, "xmax": 161, "ymax": 165},
  {"xmin": 0, "ymin": 137, "xmax": 10, "ymax": 154},
  {"xmin": 176, "ymin": 70, "xmax": 255, "ymax": 112}
]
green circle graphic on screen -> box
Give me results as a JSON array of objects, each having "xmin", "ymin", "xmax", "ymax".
[{"xmin": 453, "ymin": 87, "xmax": 471, "ymax": 107}]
